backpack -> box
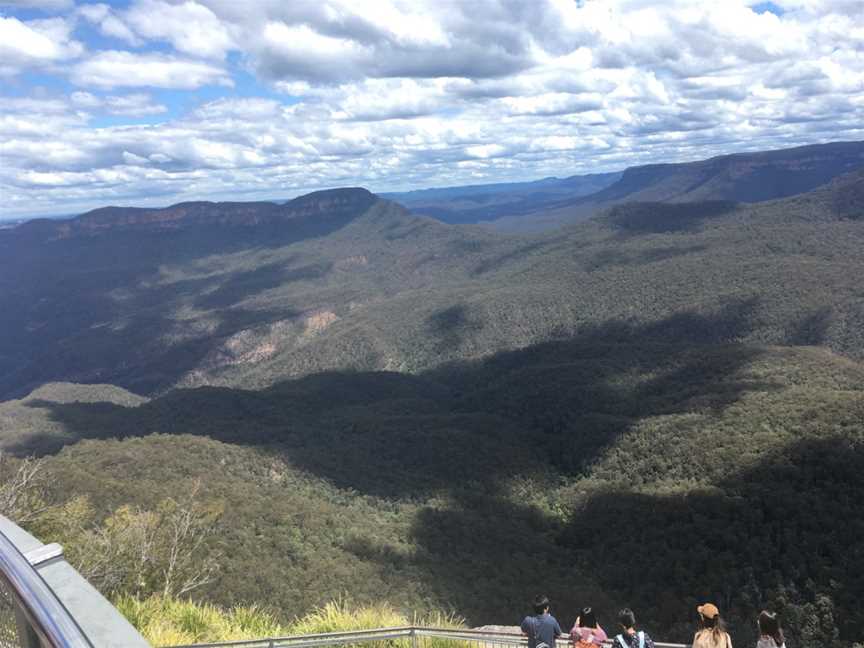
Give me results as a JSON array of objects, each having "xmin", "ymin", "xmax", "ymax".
[
  {"xmin": 615, "ymin": 632, "xmax": 644, "ymax": 648},
  {"xmin": 572, "ymin": 628, "xmax": 599, "ymax": 648}
]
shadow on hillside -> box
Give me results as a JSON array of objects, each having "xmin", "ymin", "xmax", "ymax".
[
  {"xmin": 785, "ymin": 306, "xmax": 832, "ymax": 346},
  {"xmin": 5, "ymin": 301, "xmax": 298, "ymax": 401},
  {"xmin": 603, "ymin": 201, "xmax": 737, "ymax": 236},
  {"xmin": 18, "ymin": 298, "xmax": 860, "ymax": 640},
  {"xmin": 427, "ymin": 304, "xmax": 485, "ymax": 353},
  {"xmin": 0, "ymin": 201, "xmax": 374, "ymax": 400},
  {"xmin": 550, "ymin": 435, "xmax": 864, "ymax": 643},
  {"xmin": 195, "ymin": 261, "xmax": 333, "ymax": 311},
  {"xmin": 584, "ymin": 244, "xmax": 709, "ymax": 271},
  {"xmin": 19, "ymin": 298, "xmax": 764, "ymax": 488},
  {"xmin": 471, "ymin": 241, "xmax": 549, "ymax": 275},
  {"xmin": 356, "ymin": 436, "xmax": 863, "ymax": 644}
]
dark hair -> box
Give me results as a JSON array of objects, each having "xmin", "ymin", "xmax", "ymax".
[
  {"xmin": 758, "ymin": 611, "xmax": 784, "ymax": 647},
  {"xmin": 578, "ymin": 607, "xmax": 597, "ymax": 629},
  {"xmin": 697, "ymin": 613, "xmax": 726, "ymax": 641},
  {"xmin": 700, "ymin": 615, "xmax": 718, "ymax": 629},
  {"xmin": 618, "ymin": 608, "xmax": 636, "ymax": 629},
  {"xmin": 533, "ymin": 595, "xmax": 550, "ymax": 615}
]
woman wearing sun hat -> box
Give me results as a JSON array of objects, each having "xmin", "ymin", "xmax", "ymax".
[{"xmin": 692, "ymin": 603, "xmax": 732, "ymax": 648}]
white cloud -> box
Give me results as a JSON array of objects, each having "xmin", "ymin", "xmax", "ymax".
[
  {"xmin": 104, "ymin": 93, "xmax": 167, "ymax": 116},
  {"xmin": 70, "ymin": 90, "xmax": 102, "ymax": 108},
  {"xmin": 501, "ymin": 92, "xmax": 604, "ymax": 116},
  {"xmin": 0, "ymin": 0, "xmax": 73, "ymax": 9},
  {"xmin": 0, "ymin": 15, "xmax": 82, "ymax": 75},
  {"xmin": 70, "ymin": 51, "xmax": 232, "ymax": 89},
  {"xmin": 78, "ymin": 3, "xmax": 142, "ymax": 45},
  {"xmin": 2, "ymin": 0, "xmax": 864, "ymax": 219},
  {"xmin": 69, "ymin": 90, "xmax": 167, "ymax": 116},
  {"xmin": 124, "ymin": 0, "xmax": 234, "ymax": 59}
]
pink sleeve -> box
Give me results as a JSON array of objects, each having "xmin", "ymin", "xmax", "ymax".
[{"xmin": 592, "ymin": 627, "xmax": 608, "ymax": 644}]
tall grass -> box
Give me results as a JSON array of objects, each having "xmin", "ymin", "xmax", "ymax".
[
  {"xmin": 115, "ymin": 594, "xmax": 286, "ymax": 645},
  {"xmin": 289, "ymin": 598, "xmax": 409, "ymax": 634},
  {"xmin": 118, "ymin": 595, "xmax": 467, "ymax": 647},
  {"xmin": 289, "ymin": 599, "xmax": 467, "ymax": 648}
]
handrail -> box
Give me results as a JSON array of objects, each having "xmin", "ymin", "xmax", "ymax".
[
  {"xmin": 166, "ymin": 628, "xmax": 416, "ymax": 648},
  {"xmin": 0, "ymin": 528, "xmax": 93, "ymax": 648},
  {"xmin": 166, "ymin": 625, "xmax": 690, "ymax": 648}
]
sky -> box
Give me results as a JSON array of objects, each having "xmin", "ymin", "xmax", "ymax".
[{"xmin": 0, "ymin": 0, "xmax": 862, "ymax": 220}]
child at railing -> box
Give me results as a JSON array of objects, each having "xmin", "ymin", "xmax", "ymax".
[
  {"xmin": 612, "ymin": 608, "xmax": 655, "ymax": 648},
  {"xmin": 570, "ymin": 607, "xmax": 607, "ymax": 648},
  {"xmin": 756, "ymin": 611, "xmax": 785, "ymax": 648}
]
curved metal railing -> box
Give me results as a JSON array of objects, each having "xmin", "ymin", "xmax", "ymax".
[
  {"xmin": 0, "ymin": 516, "xmax": 149, "ymax": 647},
  {"xmin": 0, "ymin": 529, "xmax": 92, "ymax": 648},
  {"xmin": 165, "ymin": 625, "xmax": 689, "ymax": 648}
]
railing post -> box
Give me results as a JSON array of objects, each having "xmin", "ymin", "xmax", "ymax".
[{"xmin": 411, "ymin": 626, "xmax": 418, "ymax": 648}]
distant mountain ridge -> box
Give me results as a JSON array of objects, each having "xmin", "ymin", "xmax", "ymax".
[
  {"xmin": 396, "ymin": 140, "xmax": 864, "ymax": 231},
  {"xmin": 2, "ymin": 162, "xmax": 862, "ymax": 400},
  {"xmin": 382, "ymin": 172, "xmax": 621, "ymax": 225},
  {"xmin": 589, "ymin": 140, "xmax": 864, "ymax": 204},
  {"xmin": 11, "ymin": 188, "xmax": 376, "ymax": 241}
]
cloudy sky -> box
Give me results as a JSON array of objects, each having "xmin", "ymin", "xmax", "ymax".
[{"xmin": 1, "ymin": 0, "xmax": 862, "ymax": 219}]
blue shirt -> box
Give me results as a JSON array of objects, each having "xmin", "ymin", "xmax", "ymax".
[{"xmin": 521, "ymin": 613, "xmax": 562, "ymax": 648}]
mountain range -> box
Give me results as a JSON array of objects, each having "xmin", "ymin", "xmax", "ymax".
[
  {"xmin": 1, "ymin": 140, "xmax": 863, "ymax": 646},
  {"xmin": 389, "ymin": 140, "xmax": 864, "ymax": 231}
]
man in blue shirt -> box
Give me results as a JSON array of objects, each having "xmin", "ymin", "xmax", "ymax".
[{"xmin": 521, "ymin": 595, "xmax": 563, "ymax": 648}]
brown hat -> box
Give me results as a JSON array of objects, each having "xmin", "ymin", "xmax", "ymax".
[{"xmin": 698, "ymin": 603, "xmax": 720, "ymax": 619}]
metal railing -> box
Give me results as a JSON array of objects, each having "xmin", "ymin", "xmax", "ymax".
[
  {"xmin": 0, "ymin": 516, "xmax": 149, "ymax": 648},
  {"xmin": 0, "ymin": 529, "xmax": 91, "ymax": 648},
  {"xmin": 165, "ymin": 626, "xmax": 689, "ymax": 648}
]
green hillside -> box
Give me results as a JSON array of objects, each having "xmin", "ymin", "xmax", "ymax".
[
  {"xmin": 3, "ymin": 169, "xmax": 862, "ymax": 399},
  {"xmin": 1, "ymin": 164, "xmax": 863, "ymax": 646},
  {"xmin": 16, "ymin": 340, "xmax": 864, "ymax": 646},
  {"xmin": 172, "ymin": 170, "xmax": 864, "ymax": 391}
]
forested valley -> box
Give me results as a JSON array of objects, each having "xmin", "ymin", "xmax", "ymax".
[{"xmin": 0, "ymin": 144, "xmax": 862, "ymax": 646}]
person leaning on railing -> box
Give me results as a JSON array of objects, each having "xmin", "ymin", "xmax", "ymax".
[
  {"xmin": 570, "ymin": 606, "xmax": 607, "ymax": 648},
  {"xmin": 521, "ymin": 594, "xmax": 563, "ymax": 648},
  {"xmin": 611, "ymin": 608, "xmax": 655, "ymax": 648},
  {"xmin": 756, "ymin": 611, "xmax": 785, "ymax": 648}
]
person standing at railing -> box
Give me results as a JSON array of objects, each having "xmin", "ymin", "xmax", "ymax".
[
  {"xmin": 612, "ymin": 608, "xmax": 655, "ymax": 648},
  {"xmin": 692, "ymin": 603, "xmax": 732, "ymax": 648},
  {"xmin": 570, "ymin": 606, "xmax": 607, "ymax": 648},
  {"xmin": 756, "ymin": 611, "xmax": 785, "ymax": 648},
  {"xmin": 521, "ymin": 594, "xmax": 563, "ymax": 648}
]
